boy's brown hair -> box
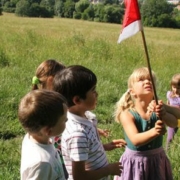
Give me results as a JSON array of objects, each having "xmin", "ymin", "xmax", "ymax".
[{"xmin": 18, "ymin": 90, "xmax": 67, "ymax": 133}]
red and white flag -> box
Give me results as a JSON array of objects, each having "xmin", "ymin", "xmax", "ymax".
[{"xmin": 118, "ymin": 0, "xmax": 142, "ymax": 43}]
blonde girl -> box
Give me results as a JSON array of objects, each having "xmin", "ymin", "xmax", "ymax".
[{"xmin": 114, "ymin": 67, "xmax": 177, "ymax": 180}]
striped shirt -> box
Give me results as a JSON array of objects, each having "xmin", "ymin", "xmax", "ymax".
[{"xmin": 61, "ymin": 111, "xmax": 109, "ymax": 180}]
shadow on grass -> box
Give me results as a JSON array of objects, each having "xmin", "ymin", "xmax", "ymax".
[{"xmin": 0, "ymin": 131, "xmax": 16, "ymax": 140}]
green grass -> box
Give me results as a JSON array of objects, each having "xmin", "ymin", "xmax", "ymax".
[{"xmin": 0, "ymin": 12, "xmax": 180, "ymax": 179}]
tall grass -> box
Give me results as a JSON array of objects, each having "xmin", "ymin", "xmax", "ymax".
[{"xmin": 0, "ymin": 13, "xmax": 180, "ymax": 179}]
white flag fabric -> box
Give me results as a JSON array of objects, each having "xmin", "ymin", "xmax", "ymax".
[{"xmin": 118, "ymin": 0, "xmax": 143, "ymax": 43}]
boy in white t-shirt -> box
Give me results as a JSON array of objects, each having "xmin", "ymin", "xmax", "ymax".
[
  {"xmin": 53, "ymin": 65, "xmax": 126, "ymax": 180},
  {"xmin": 18, "ymin": 90, "xmax": 68, "ymax": 180}
]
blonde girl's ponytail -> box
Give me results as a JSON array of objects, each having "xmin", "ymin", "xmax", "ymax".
[{"xmin": 114, "ymin": 90, "xmax": 134, "ymax": 123}]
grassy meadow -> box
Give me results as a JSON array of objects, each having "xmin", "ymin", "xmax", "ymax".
[{"xmin": 0, "ymin": 12, "xmax": 180, "ymax": 179}]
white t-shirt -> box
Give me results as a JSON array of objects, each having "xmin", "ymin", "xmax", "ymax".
[
  {"xmin": 20, "ymin": 133, "xmax": 65, "ymax": 180},
  {"xmin": 61, "ymin": 111, "xmax": 110, "ymax": 180}
]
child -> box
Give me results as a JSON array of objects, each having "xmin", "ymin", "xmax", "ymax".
[
  {"xmin": 18, "ymin": 90, "xmax": 67, "ymax": 180},
  {"xmin": 31, "ymin": 59, "xmax": 66, "ymax": 147},
  {"xmin": 166, "ymin": 74, "xmax": 180, "ymax": 150},
  {"xmin": 113, "ymin": 67, "xmax": 177, "ymax": 180},
  {"xmin": 31, "ymin": 59, "xmax": 68, "ymax": 178},
  {"xmin": 52, "ymin": 65, "xmax": 126, "ymax": 180},
  {"xmin": 32, "ymin": 59, "xmax": 65, "ymax": 90}
]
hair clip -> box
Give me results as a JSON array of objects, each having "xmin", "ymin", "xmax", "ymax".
[{"xmin": 32, "ymin": 76, "xmax": 40, "ymax": 85}]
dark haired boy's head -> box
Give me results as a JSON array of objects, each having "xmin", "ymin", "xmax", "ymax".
[
  {"xmin": 18, "ymin": 90, "xmax": 67, "ymax": 134},
  {"xmin": 53, "ymin": 65, "xmax": 97, "ymax": 107}
]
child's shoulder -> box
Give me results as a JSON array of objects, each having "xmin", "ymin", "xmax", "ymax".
[
  {"xmin": 167, "ymin": 91, "xmax": 172, "ymax": 97},
  {"xmin": 120, "ymin": 109, "xmax": 135, "ymax": 121},
  {"xmin": 85, "ymin": 111, "xmax": 96, "ymax": 119}
]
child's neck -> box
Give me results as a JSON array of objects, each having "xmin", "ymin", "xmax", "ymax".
[
  {"xmin": 29, "ymin": 133, "xmax": 50, "ymax": 144},
  {"xmin": 69, "ymin": 106, "xmax": 87, "ymax": 119},
  {"xmin": 134, "ymin": 99, "xmax": 151, "ymax": 120}
]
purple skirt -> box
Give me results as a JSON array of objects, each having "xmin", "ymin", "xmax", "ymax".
[{"xmin": 114, "ymin": 147, "xmax": 173, "ymax": 180}]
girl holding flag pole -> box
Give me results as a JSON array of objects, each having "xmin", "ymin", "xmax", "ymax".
[{"xmin": 113, "ymin": 67, "xmax": 176, "ymax": 180}]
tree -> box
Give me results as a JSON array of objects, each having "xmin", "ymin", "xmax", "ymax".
[
  {"xmin": 40, "ymin": 0, "xmax": 54, "ymax": 16},
  {"xmin": 29, "ymin": 2, "xmax": 41, "ymax": 17},
  {"xmin": 3, "ymin": 0, "xmax": 17, "ymax": 13},
  {"xmin": 15, "ymin": 0, "xmax": 31, "ymax": 16},
  {"xmin": 0, "ymin": 3, "xmax": 2, "ymax": 15},
  {"xmin": 93, "ymin": 3, "xmax": 105, "ymax": 22},
  {"xmin": 63, "ymin": 0, "xmax": 75, "ymax": 18},
  {"xmin": 141, "ymin": 0, "xmax": 176, "ymax": 27},
  {"xmin": 54, "ymin": 0, "xmax": 65, "ymax": 17},
  {"xmin": 75, "ymin": 0, "xmax": 90, "ymax": 13},
  {"xmin": 83, "ymin": 4, "xmax": 94, "ymax": 21}
]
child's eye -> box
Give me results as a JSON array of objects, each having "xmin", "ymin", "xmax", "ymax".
[{"xmin": 138, "ymin": 78, "xmax": 143, "ymax": 81}]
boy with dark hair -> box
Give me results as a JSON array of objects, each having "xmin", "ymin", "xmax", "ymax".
[
  {"xmin": 53, "ymin": 65, "xmax": 126, "ymax": 180},
  {"xmin": 18, "ymin": 90, "xmax": 67, "ymax": 180}
]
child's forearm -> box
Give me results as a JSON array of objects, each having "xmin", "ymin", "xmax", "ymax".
[
  {"xmin": 161, "ymin": 112, "xmax": 177, "ymax": 128},
  {"xmin": 128, "ymin": 128, "xmax": 160, "ymax": 147},
  {"xmin": 72, "ymin": 162, "xmax": 122, "ymax": 180},
  {"xmin": 164, "ymin": 104, "xmax": 180, "ymax": 119}
]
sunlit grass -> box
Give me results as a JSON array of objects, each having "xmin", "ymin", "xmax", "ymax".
[{"xmin": 0, "ymin": 12, "xmax": 180, "ymax": 179}]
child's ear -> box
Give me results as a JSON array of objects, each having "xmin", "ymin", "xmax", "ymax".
[
  {"xmin": 129, "ymin": 89, "xmax": 135, "ymax": 96},
  {"xmin": 46, "ymin": 76, "xmax": 54, "ymax": 90},
  {"xmin": 42, "ymin": 126, "xmax": 53, "ymax": 136},
  {"xmin": 72, "ymin": 96, "xmax": 81, "ymax": 105}
]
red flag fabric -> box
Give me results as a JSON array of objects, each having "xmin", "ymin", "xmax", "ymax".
[{"xmin": 118, "ymin": 0, "xmax": 142, "ymax": 43}]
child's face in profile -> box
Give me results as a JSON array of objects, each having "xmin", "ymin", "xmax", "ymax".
[
  {"xmin": 81, "ymin": 85, "xmax": 98, "ymax": 111},
  {"xmin": 172, "ymin": 85, "xmax": 180, "ymax": 96},
  {"xmin": 50, "ymin": 104, "xmax": 68, "ymax": 136}
]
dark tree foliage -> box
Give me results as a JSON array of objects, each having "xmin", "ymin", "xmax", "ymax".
[
  {"xmin": 1, "ymin": 0, "xmax": 180, "ymax": 27},
  {"xmin": 141, "ymin": 0, "xmax": 178, "ymax": 28},
  {"xmin": 2, "ymin": 0, "xmax": 16, "ymax": 13},
  {"xmin": 15, "ymin": 0, "xmax": 31, "ymax": 16},
  {"xmin": 15, "ymin": 0, "xmax": 53, "ymax": 17},
  {"xmin": 75, "ymin": 0, "xmax": 90, "ymax": 13},
  {"xmin": 93, "ymin": 3, "xmax": 104, "ymax": 22},
  {"xmin": 63, "ymin": 0, "xmax": 75, "ymax": 18},
  {"xmin": 80, "ymin": 4, "xmax": 94, "ymax": 20},
  {"xmin": 0, "ymin": 4, "xmax": 2, "ymax": 15},
  {"xmin": 103, "ymin": 4, "xmax": 123, "ymax": 23}
]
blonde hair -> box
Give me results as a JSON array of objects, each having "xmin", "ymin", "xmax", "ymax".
[
  {"xmin": 170, "ymin": 73, "xmax": 180, "ymax": 97},
  {"xmin": 115, "ymin": 67, "xmax": 156, "ymax": 123}
]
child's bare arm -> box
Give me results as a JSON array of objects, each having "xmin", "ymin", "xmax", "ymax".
[
  {"xmin": 120, "ymin": 110, "xmax": 164, "ymax": 147},
  {"xmin": 164, "ymin": 103, "xmax": 180, "ymax": 118},
  {"xmin": 72, "ymin": 161, "xmax": 122, "ymax": 180},
  {"xmin": 148, "ymin": 100, "xmax": 177, "ymax": 128},
  {"xmin": 103, "ymin": 139, "xmax": 126, "ymax": 151},
  {"xmin": 97, "ymin": 128, "xmax": 110, "ymax": 138}
]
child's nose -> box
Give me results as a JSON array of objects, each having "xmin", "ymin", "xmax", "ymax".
[{"xmin": 145, "ymin": 79, "xmax": 151, "ymax": 83}]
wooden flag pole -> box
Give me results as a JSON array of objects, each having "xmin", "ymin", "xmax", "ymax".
[{"xmin": 141, "ymin": 30, "xmax": 158, "ymax": 104}]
